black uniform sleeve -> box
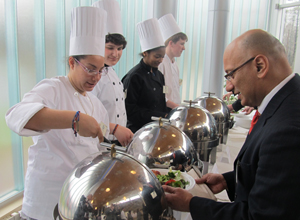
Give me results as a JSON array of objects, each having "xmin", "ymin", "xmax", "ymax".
[{"xmin": 232, "ymin": 99, "xmax": 243, "ymax": 112}]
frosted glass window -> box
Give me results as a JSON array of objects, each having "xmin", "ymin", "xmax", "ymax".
[{"xmin": 280, "ymin": 6, "xmax": 300, "ymax": 68}]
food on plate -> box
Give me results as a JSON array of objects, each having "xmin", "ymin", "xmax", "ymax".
[
  {"xmin": 152, "ymin": 168, "xmax": 190, "ymax": 189},
  {"xmin": 152, "ymin": 170, "xmax": 161, "ymax": 176}
]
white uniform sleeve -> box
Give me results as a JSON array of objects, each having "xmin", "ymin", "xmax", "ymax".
[{"xmin": 5, "ymin": 79, "xmax": 60, "ymax": 136}]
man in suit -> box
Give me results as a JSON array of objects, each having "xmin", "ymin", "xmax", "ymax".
[
  {"xmin": 168, "ymin": 145, "xmax": 188, "ymax": 172},
  {"xmin": 162, "ymin": 29, "xmax": 300, "ymax": 219}
]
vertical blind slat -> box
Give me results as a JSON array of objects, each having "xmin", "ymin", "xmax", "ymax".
[
  {"xmin": 34, "ymin": 0, "xmax": 46, "ymax": 83},
  {"xmin": 56, "ymin": 0, "xmax": 66, "ymax": 76},
  {"xmin": 5, "ymin": 0, "xmax": 24, "ymax": 192}
]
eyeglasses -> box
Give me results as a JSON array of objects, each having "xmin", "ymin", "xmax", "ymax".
[
  {"xmin": 74, "ymin": 58, "xmax": 107, "ymax": 76},
  {"xmin": 224, "ymin": 57, "xmax": 255, "ymax": 81}
]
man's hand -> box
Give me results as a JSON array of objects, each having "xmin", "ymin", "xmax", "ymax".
[
  {"xmin": 162, "ymin": 185, "xmax": 193, "ymax": 212},
  {"xmin": 195, "ymin": 173, "xmax": 227, "ymax": 194}
]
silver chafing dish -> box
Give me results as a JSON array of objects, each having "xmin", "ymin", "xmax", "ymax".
[
  {"xmin": 126, "ymin": 118, "xmax": 201, "ymax": 172},
  {"xmin": 56, "ymin": 148, "xmax": 167, "ymax": 220},
  {"xmin": 194, "ymin": 92, "xmax": 231, "ymax": 144},
  {"xmin": 166, "ymin": 101, "xmax": 219, "ymax": 174},
  {"xmin": 194, "ymin": 92, "xmax": 232, "ymax": 165}
]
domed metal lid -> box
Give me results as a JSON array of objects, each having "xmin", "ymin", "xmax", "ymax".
[
  {"xmin": 126, "ymin": 119, "xmax": 201, "ymax": 171},
  {"xmin": 58, "ymin": 149, "xmax": 167, "ymax": 220},
  {"xmin": 166, "ymin": 101, "xmax": 219, "ymax": 144},
  {"xmin": 194, "ymin": 92, "xmax": 230, "ymax": 123}
]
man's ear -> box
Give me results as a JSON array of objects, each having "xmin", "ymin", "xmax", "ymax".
[{"xmin": 255, "ymin": 55, "xmax": 269, "ymax": 78}]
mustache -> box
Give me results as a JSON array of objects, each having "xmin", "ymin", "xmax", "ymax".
[{"xmin": 231, "ymin": 89, "xmax": 238, "ymax": 96}]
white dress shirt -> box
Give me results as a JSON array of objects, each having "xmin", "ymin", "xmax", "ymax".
[{"xmin": 258, "ymin": 73, "xmax": 295, "ymax": 114}]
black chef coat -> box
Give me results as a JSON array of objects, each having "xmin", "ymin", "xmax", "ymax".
[{"xmin": 122, "ymin": 59, "xmax": 169, "ymax": 133}]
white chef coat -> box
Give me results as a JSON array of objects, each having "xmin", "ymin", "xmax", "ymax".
[
  {"xmin": 5, "ymin": 76, "xmax": 109, "ymax": 220},
  {"xmin": 158, "ymin": 54, "xmax": 182, "ymax": 105},
  {"xmin": 92, "ymin": 66, "xmax": 127, "ymax": 140}
]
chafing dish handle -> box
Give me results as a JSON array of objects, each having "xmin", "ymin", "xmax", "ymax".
[
  {"xmin": 100, "ymin": 142, "xmax": 127, "ymax": 152},
  {"xmin": 151, "ymin": 116, "xmax": 171, "ymax": 122}
]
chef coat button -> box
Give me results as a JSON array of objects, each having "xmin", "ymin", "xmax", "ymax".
[
  {"xmin": 153, "ymin": 88, "xmax": 156, "ymax": 91},
  {"xmin": 74, "ymin": 92, "xmax": 78, "ymax": 96},
  {"xmin": 117, "ymin": 114, "xmax": 119, "ymax": 117},
  {"xmin": 119, "ymin": 82, "xmax": 121, "ymax": 85},
  {"xmin": 116, "ymin": 98, "xmax": 118, "ymax": 101},
  {"xmin": 122, "ymin": 98, "xmax": 123, "ymax": 100},
  {"xmin": 113, "ymin": 82, "xmax": 115, "ymax": 85}
]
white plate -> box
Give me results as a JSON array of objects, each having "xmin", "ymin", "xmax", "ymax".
[{"xmin": 152, "ymin": 169, "xmax": 195, "ymax": 191}]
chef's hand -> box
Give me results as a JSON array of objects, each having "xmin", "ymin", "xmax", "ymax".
[
  {"xmin": 242, "ymin": 106, "xmax": 254, "ymax": 115},
  {"xmin": 223, "ymin": 92, "xmax": 233, "ymax": 101},
  {"xmin": 162, "ymin": 185, "xmax": 193, "ymax": 212},
  {"xmin": 77, "ymin": 113, "xmax": 104, "ymax": 143},
  {"xmin": 195, "ymin": 173, "xmax": 227, "ymax": 194},
  {"xmin": 227, "ymin": 104, "xmax": 234, "ymax": 112},
  {"xmin": 114, "ymin": 125, "xmax": 133, "ymax": 146}
]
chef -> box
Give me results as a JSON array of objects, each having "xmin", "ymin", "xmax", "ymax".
[
  {"xmin": 92, "ymin": 0, "xmax": 127, "ymax": 143},
  {"xmin": 158, "ymin": 14, "xmax": 188, "ymax": 106},
  {"xmin": 122, "ymin": 18, "xmax": 178, "ymax": 133},
  {"xmin": 5, "ymin": 7, "xmax": 132, "ymax": 220}
]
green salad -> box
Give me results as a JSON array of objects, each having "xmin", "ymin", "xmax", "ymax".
[{"xmin": 155, "ymin": 168, "xmax": 190, "ymax": 189}]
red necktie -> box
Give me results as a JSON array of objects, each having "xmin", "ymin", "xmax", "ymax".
[
  {"xmin": 249, "ymin": 110, "xmax": 261, "ymax": 134},
  {"xmin": 173, "ymin": 153, "xmax": 175, "ymax": 159}
]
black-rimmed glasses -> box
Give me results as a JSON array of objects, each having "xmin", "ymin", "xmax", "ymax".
[{"xmin": 224, "ymin": 57, "xmax": 255, "ymax": 81}]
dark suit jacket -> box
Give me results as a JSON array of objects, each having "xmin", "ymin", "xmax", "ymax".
[
  {"xmin": 190, "ymin": 74, "xmax": 300, "ymax": 220},
  {"xmin": 122, "ymin": 59, "xmax": 169, "ymax": 133}
]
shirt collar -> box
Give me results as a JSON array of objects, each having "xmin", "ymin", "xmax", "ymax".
[
  {"xmin": 140, "ymin": 59, "xmax": 158, "ymax": 73},
  {"xmin": 164, "ymin": 54, "xmax": 175, "ymax": 63},
  {"xmin": 258, "ymin": 73, "xmax": 295, "ymax": 114}
]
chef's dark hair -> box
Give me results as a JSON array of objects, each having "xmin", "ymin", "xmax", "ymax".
[
  {"xmin": 139, "ymin": 46, "xmax": 165, "ymax": 57},
  {"xmin": 67, "ymin": 55, "xmax": 86, "ymax": 68},
  {"xmin": 165, "ymin": 32, "xmax": 188, "ymax": 46},
  {"xmin": 106, "ymin": 33, "xmax": 127, "ymax": 49}
]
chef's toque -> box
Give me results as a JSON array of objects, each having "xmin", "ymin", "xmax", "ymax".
[
  {"xmin": 137, "ymin": 18, "xmax": 164, "ymax": 52},
  {"xmin": 158, "ymin": 13, "xmax": 181, "ymax": 42},
  {"xmin": 69, "ymin": 6, "xmax": 107, "ymax": 57},
  {"xmin": 93, "ymin": 0, "xmax": 123, "ymax": 35}
]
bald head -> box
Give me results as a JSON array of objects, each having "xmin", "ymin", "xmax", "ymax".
[
  {"xmin": 239, "ymin": 29, "xmax": 286, "ymax": 59},
  {"xmin": 223, "ymin": 29, "xmax": 293, "ymax": 107}
]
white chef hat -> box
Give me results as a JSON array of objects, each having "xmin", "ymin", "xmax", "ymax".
[
  {"xmin": 158, "ymin": 13, "xmax": 182, "ymax": 42},
  {"xmin": 69, "ymin": 6, "xmax": 107, "ymax": 57},
  {"xmin": 137, "ymin": 18, "xmax": 165, "ymax": 52},
  {"xmin": 93, "ymin": 0, "xmax": 123, "ymax": 35}
]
